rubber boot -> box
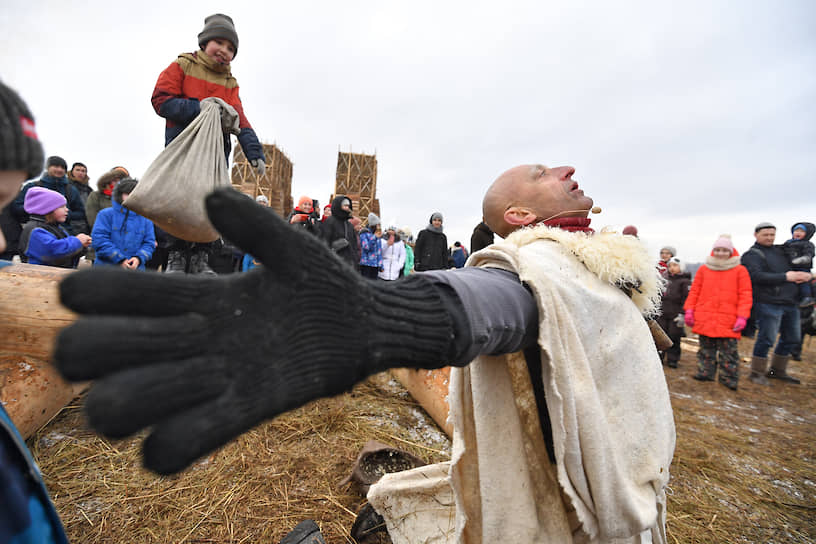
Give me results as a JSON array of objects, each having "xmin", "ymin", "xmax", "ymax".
[
  {"xmin": 748, "ymin": 355, "xmax": 769, "ymax": 385},
  {"xmin": 279, "ymin": 520, "xmax": 326, "ymax": 544},
  {"xmin": 190, "ymin": 250, "xmax": 217, "ymax": 276},
  {"xmin": 766, "ymin": 353, "xmax": 801, "ymax": 384},
  {"xmin": 350, "ymin": 502, "xmax": 388, "ymax": 542},
  {"xmin": 164, "ymin": 250, "xmax": 187, "ymax": 274}
]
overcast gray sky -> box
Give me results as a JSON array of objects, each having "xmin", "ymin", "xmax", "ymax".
[{"xmin": 3, "ymin": 0, "xmax": 814, "ymax": 263}]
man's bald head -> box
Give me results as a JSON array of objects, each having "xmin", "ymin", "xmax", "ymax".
[
  {"xmin": 482, "ymin": 164, "xmax": 593, "ymax": 238},
  {"xmin": 483, "ymin": 165, "xmax": 540, "ymax": 237}
]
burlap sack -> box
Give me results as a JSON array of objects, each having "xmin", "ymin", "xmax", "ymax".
[{"xmin": 125, "ymin": 97, "xmax": 240, "ymax": 242}]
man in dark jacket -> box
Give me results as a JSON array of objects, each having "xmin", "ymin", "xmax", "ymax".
[
  {"xmin": 741, "ymin": 222, "xmax": 812, "ymax": 385},
  {"xmin": 67, "ymin": 162, "xmax": 91, "ymax": 202},
  {"xmin": 11, "ymin": 155, "xmax": 87, "ymax": 235}
]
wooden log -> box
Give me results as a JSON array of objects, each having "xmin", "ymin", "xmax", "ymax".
[
  {"xmin": 391, "ymin": 367, "xmax": 453, "ymax": 437},
  {"xmin": 0, "ymin": 263, "xmax": 86, "ymax": 438}
]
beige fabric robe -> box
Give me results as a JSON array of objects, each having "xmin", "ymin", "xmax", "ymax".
[{"xmin": 368, "ymin": 225, "xmax": 676, "ymax": 544}]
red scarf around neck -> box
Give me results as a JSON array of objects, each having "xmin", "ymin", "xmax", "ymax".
[{"xmin": 540, "ymin": 217, "xmax": 594, "ymax": 233}]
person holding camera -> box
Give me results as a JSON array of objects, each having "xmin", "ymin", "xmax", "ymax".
[{"xmin": 287, "ymin": 196, "xmax": 320, "ymax": 237}]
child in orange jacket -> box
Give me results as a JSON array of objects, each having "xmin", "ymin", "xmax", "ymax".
[
  {"xmin": 684, "ymin": 235, "xmax": 753, "ymax": 390},
  {"xmin": 151, "ymin": 14, "xmax": 265, "ymax": 274},
  {"xmin": 151, "ymin": 13, "xmax": 264, "ymax": 169}
]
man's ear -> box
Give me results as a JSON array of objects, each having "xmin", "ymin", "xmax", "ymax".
[{"xmin": 504, "ymin": 206, "xmax": 538, "ymax": 228}]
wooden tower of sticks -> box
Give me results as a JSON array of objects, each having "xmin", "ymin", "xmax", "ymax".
[
  {"xmin": 231, "ymin": 143, "xmax": 293, "ymax": 217},
  {"xmin": 334, "ymin": 151, "xmax": 381, "ymax": 224}
]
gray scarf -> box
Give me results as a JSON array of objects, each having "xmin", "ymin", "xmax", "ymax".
[{"xmin": 427, "ymin": 212, "xmax": 444, "ymax": 233}]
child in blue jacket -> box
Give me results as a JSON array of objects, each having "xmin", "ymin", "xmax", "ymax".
[{"xmin": 92, "ymin": 178, "xmax": 156, "ymax": 270}]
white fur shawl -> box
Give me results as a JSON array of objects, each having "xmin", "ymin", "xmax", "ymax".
[{"xmin": 502, "ymin": 225, "xmax": 665, "ymax": 318}]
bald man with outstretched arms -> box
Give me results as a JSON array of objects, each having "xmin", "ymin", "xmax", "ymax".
[{"xmin": 56, "ymin": 164, "xmax": 675, "ymax": 543}]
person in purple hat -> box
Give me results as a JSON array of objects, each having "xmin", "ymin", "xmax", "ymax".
[
  {"xmin": 19, "ymin": 186, "xmax": 91, "ymax": 268},
  {"xmin": 10, "ymin": 154, "xmax": 87, "ymax": 235}
]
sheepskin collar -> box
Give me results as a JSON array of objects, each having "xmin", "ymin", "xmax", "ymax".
[{"xmin": 504, "ymin": 223, "xmax": 665, "ymax": 317}]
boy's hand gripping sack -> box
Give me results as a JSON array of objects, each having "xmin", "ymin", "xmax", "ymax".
[{"xmin": 124, "ymin": 97, "xmax": 240, "ymax": 242}]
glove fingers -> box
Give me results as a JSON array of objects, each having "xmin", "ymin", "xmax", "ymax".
[
  {"xmin": 60, "ymin": 268, "xmax": 212, "ymax": 317},
  {"xmin": 142, "ymin": 398, "xmax": 263, "ymax": 475},
  {"xmin": 56, "ymin": 314, "xmax": 210, "ymax": 381},
  {"xmin": 205, "ymin": 188, "xmax": 328, "ymax": 276},
  {"xmin": 84, "ymin": 357, "xmax": 227, "ymax": 439}
]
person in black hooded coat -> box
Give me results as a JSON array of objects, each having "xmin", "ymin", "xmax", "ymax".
[
  {"xmin": 414, "ymin": 212, "xmax": 450, "ymax": 271},
  {"xmin": 320, "ymin": 195, "xmax": 358, "ymax": 269}
]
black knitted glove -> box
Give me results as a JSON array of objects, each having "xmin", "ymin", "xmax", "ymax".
[{"xmin": 55, "ymin": 188, "xmax": 454, "ymax": 474}]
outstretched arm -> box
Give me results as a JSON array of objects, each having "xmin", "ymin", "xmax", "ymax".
[
  {"xmin": 56, "ymin": 189, "xmax": 459, "ymax": 474},
  {"xmin": 55, "ymin": 188, "xmax": 539, "ymax": 475}
]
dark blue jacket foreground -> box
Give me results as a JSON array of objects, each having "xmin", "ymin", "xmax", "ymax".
[{"xmin": 0, "ymin": 405, "xmax": 68, "ymax": 544}]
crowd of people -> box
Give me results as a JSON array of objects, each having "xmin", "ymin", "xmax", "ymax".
[
  {"xmin": 0, "ymin": 11, "xmax": 812, "ymax": 544},
  {"xmin": 656, "ymin": 223, "xmax": 814, "ymax": 390},
  {"xmin": 0, "ymin": 150, "xmax": 494, "ymax": 281},
  {"xmin": 2, "ymin": 148, "xmax": 812, "ymax": 394}
]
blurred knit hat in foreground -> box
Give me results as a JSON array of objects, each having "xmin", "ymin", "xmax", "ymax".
[{"xmin": 0, "ymin": 80, "xmax": 44, "ymax": 180}]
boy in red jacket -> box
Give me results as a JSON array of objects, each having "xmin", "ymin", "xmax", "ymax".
[{"xmin": 151, "ymin": 13, "xmax": 266, "ymax": 274}]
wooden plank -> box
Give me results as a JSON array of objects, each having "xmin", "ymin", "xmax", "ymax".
[
  {"xmin": 0, "ymin": 263, "xmax": 88, "ymax": 438},
  {"xmin": 391, "ymin": 366, "xmax": 453, "ymax": 437}
]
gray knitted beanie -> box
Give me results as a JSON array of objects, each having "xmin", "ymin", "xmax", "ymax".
[{"xmin": 198, "ymin": 14, "xmax": 239, "ymax": 57}]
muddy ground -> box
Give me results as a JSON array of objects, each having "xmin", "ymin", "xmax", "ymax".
[{"xmin": 29, "ymin": 335, "xmax": 816, "ymax": 543}]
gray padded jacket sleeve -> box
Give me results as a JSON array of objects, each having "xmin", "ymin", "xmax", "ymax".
[{"xmin": 420, "ymin": 267, "xmax": 539, "ymax": 364}]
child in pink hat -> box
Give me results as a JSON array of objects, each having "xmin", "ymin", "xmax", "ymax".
[
  {"xmin": 19, "ymin": 186, "xmax": 92, "ymax": 268},
  {"xmin": 683, "ymin": 234, "xmax": 753, "ymax": 390}
]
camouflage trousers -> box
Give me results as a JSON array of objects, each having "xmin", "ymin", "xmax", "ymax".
[{"xmin": 696, "ymin": 335, "xmax": 739, "ymax": 388}]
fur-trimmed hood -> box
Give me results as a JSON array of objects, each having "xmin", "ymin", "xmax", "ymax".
[{"xmin": 96, "ymin": 170, "xmax": 127, "ymax": 191}]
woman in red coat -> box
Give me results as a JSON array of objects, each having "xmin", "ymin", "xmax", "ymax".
[{"xmin": 684, "ymin": 235, "xmax": 753, "ymax": 390}]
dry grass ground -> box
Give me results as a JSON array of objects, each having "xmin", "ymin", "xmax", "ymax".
[
  {"xmin": 663, "ymin": 334, "xmax": 815, "ymax": 543},
  {"xmin": 29, "ymin": 335, "xmax": 815, "ymax": 543}
]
